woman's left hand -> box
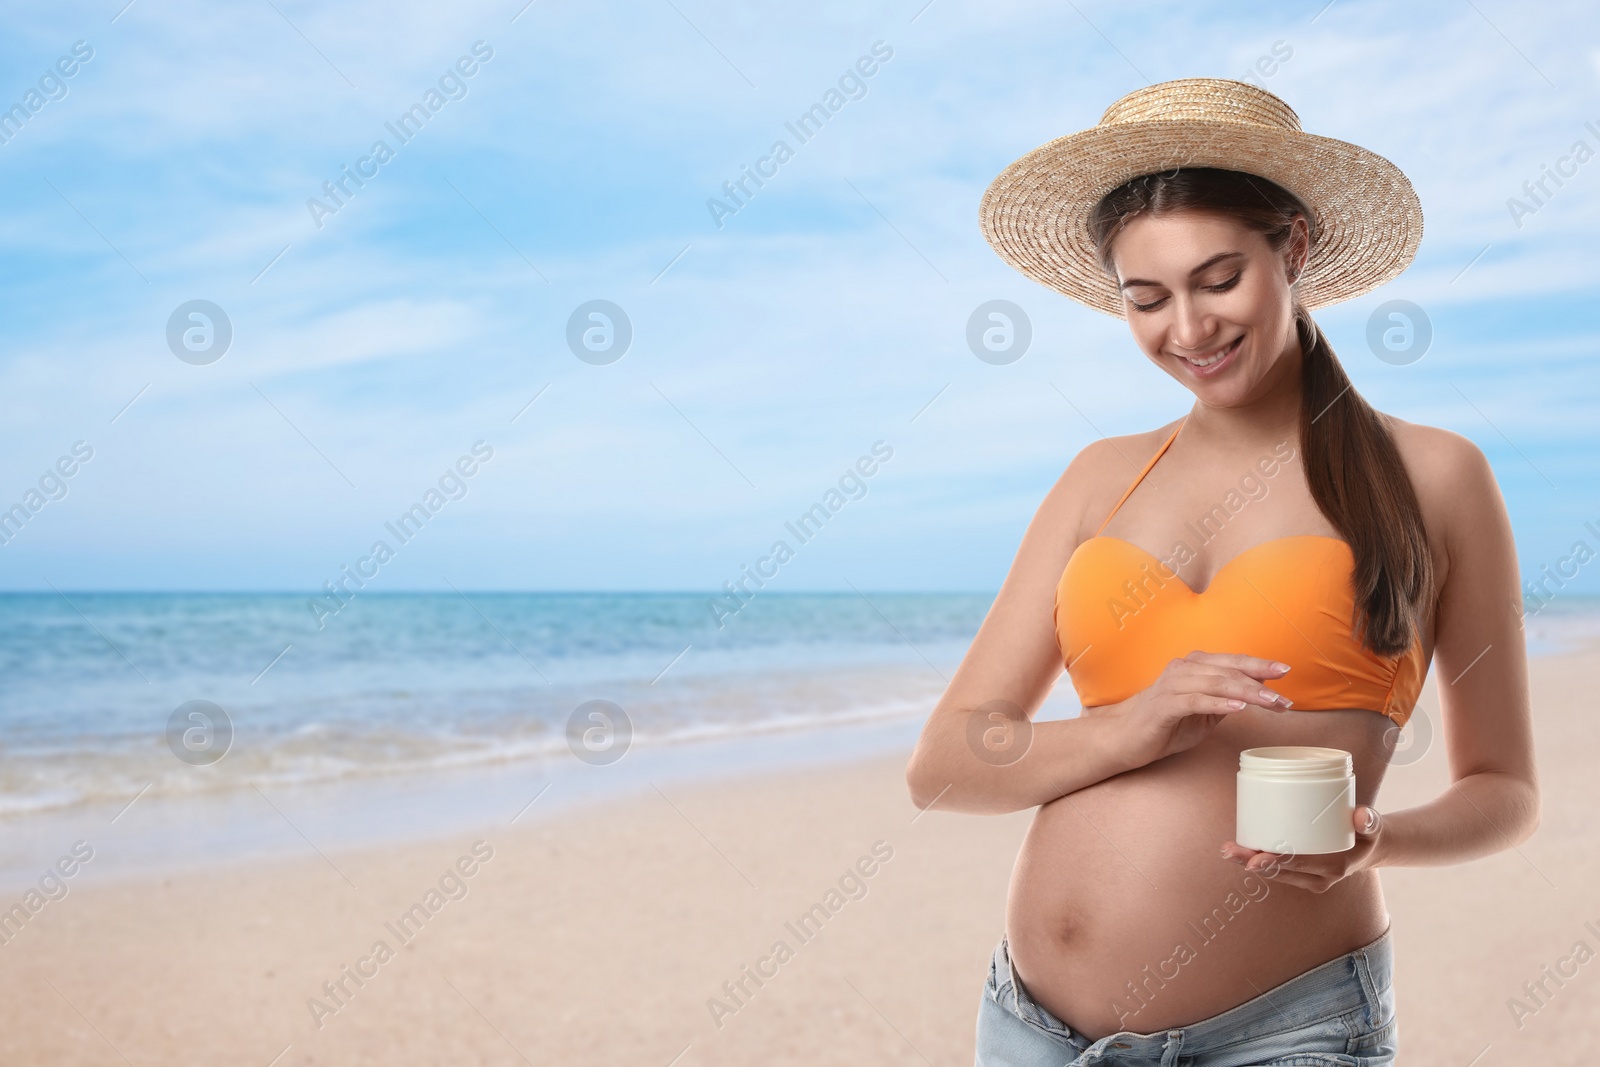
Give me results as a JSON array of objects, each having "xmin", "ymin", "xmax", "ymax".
[{"xmin": 1219, "ymin": 806, "xmax": 1384, "ymax": 893}]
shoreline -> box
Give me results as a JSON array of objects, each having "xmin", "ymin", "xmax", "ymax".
[
  {"xmin": 3, "ymin": 636, "xmax": 1593, "ymax": 894},
  {"xmin": 0, "ymin": 712, "xmax": 936, "ymax": 894},
  {"xmin": 0, "ymin": 640, "xmax": 1594, "ymax": 1064}
]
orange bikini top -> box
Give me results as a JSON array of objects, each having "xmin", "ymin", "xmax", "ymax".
[{"xmin": 1054, "ymin": 419, "xmax": 1427, "ymax": 728}]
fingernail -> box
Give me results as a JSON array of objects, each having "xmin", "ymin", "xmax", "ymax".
[
  {"xmin": 1271, "ymin": 662, "xmax": 1291, "ymax": 674},
  {"xmin": 1259, "ymin": 689, "xmax": 1280, "ymax": 704}
]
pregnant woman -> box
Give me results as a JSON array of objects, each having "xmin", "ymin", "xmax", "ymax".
[{"xmin": 905, "ymin": 79, "xmax": 1539, "ymax": 1065}]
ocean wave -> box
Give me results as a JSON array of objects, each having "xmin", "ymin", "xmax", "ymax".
[{"xmin": 0, "ymin": 668, "xmax": 946, "ymax": 819}]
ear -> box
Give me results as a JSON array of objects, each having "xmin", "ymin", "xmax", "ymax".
[{"xmin": 1286, "ymin": 216, "xmax": 1311, "ymax": 283}]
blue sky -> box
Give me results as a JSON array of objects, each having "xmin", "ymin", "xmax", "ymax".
[{"xmin": 0, "ymin": 0, "xmax": 1597, "ymax": 595}]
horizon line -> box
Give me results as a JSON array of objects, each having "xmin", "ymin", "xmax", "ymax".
[{"xmin": 0, "ymin": 587, "xmax": 1006, "ymax": 597}]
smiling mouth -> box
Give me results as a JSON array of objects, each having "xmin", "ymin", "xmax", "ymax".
[{"xmin": 1175, "ymin": 336, "xmax": 1242, "ymax": 369}]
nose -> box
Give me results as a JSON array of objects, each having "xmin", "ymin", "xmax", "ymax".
[{"xmin": 1168, "ymin": 296, "xmax": 1213, "ymax": 352}]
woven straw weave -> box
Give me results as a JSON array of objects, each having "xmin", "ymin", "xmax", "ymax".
[{"xmin": 978, "ymin": 78, "xmax": 1423, "ymax": 318}]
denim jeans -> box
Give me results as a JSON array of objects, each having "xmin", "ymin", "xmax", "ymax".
[{"xmin": 975, "ymin": 926, "xmax": 1397, "ymax": 1066}]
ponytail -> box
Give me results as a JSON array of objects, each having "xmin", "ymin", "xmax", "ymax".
[{"xmin": 1295, "ymin": 307, "xmax": 1433, "ymax": 656}]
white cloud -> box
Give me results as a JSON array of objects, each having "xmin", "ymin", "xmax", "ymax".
[{"xmin": 1, "ymin": 0, "xmax": 1597, "ymax": 589}]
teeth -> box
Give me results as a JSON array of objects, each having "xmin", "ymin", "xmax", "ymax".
[{"xmin": 1182, "ymin": 339, "xmax": 1234, "ymax": 367}]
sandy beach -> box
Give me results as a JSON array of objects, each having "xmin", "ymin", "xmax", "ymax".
[{"xmin": 1, "ymin": 640, "xmax": 1596, "ymax": 1066}]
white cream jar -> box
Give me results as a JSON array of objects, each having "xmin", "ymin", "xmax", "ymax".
[{"xmin": 1236, "ymin": 746, "xmax": 1356, "ymax": 855}]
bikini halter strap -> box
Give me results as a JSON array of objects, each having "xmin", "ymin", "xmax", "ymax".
[{"xmin": 1095, "ymin": 418, "xmax": 1185, "ymax": 536}]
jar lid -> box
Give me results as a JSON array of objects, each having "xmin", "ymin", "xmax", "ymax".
[{"xmin": 1239, "ymin": 746, "xmax": 1353, "ymax": 779}]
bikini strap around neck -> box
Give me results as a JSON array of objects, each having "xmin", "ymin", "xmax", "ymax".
[{"xmin": 1095, "ymin": 418, "xmax": 1185, "ymax": 535}]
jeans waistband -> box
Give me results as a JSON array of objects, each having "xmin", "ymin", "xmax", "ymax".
[
  {"xmin": 999, "ymin": 924, "xmax": 1393, "ymax": 1056},
  {"xmin": 1171, "ymin": 924, "xmax": 1392, "ymax": 1047}
]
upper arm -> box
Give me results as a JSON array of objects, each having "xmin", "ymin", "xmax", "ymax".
[
  {"xmin": 928, "ymin": 439, "xmax": 1109, "ymax": 722},
  {"xmin": 1423, "ymin": 428, "xmax": 1536, "ymax": 789}
]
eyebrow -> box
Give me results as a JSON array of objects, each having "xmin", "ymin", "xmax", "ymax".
[{"xmin": 1118, "ymin": 251, "xmax": 1245, "ymax": 290}]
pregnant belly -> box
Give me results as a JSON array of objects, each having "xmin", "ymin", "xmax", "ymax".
[{"xmin": 1004, "ymin": 708, "xmax": 1394, "ymax": 1040}]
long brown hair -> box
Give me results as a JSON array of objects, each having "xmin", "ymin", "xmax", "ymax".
[{"xmin": 1089, "ymin": 167, "xmax": 1431, "ymax": 657}]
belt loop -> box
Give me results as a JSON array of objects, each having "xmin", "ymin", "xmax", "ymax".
[
  {"xmin": 1161, "ymin": 1029, "xmax": 1183, "ymax": 1066},
  {"xmin": 1004, "ymin": 935, "xmax": 1024, "ymax": 1002},
  {"xmin": 1353, "ymin": 941, "xmax": 1383, "ymax": 1027}
]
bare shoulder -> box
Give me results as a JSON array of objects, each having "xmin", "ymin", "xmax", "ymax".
[
  {"xmin": 1052, "ymin": 417, "xmax": 1187, "ymax": 541},
  {"xmin": 1384, "ymin": 414, "xmax": 1485, "ymax": 478},
  {"xmin": 1382, "ymin": 413, "xmax": 1502, "ymax": 555},
  {"xmin": 1384, "ymin": 415, "xmax": 1494, "ymax": 498}
]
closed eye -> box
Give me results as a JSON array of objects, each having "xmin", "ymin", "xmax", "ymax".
[{"xmin": 1128, "ymin": 271, "xmax": 1241, "ymax": 313}]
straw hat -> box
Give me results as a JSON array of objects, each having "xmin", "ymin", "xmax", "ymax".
[{"xmin": 978, "ymin": 77, "xmax": 1423, "ymax": 318}]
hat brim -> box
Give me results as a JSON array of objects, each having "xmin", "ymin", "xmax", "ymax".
[{"xmin": 979, "ymin": 122, "xmax": 1423, "ymax": 318}]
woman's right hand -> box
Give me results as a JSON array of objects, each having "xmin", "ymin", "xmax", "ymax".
[{"xmin": 1100, "ymin": 651, "xmax": 1294, "ymax": 768}]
